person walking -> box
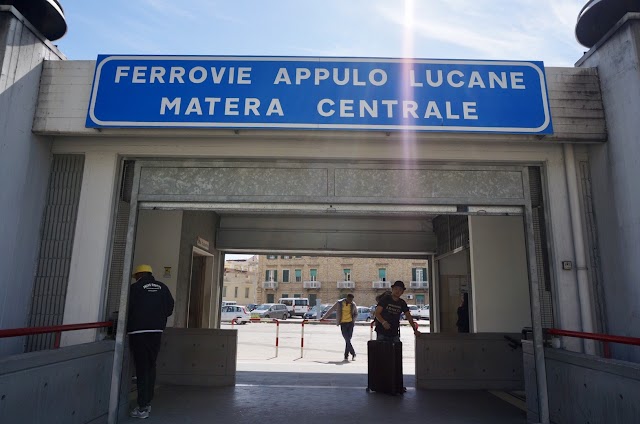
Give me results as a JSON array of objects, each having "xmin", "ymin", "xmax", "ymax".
[
  {"xmin": 374, "ymin": 281, "xmax": 420, "ymax": 342},
  {"xmin": 127, "ymin": 264, "xmax": 175, "ymax": 419},
  {"xmin": 322, "ymin": 294, "xmax": 358, "ymax": 361}
]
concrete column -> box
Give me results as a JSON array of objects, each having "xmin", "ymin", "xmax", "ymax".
[
  {"xmin": 578, "ymin": 15, "xmax": 640, "ymax": 362},
  {"xmin": 545, "ymin": 153, "xmax": 583, "ymax": 352},
  {"xmin": 0, "ymin": 8, "xmax": 62, "ymax": 355},
  {"xmin": 61, "ymin": 152, "xmax": 118, "ymax": 346}
]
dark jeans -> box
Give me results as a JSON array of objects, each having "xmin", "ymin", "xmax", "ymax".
[
  {"xmin": 129, "ymin": 332, "xmax": 162, "ymax": 408},
  {"xmin": 376, "ymin": 332, "xmax": 401, "ymax": 343},
  {"xmin": 340, "ymin": 322, "xmax": 355, "ymax": 357}
]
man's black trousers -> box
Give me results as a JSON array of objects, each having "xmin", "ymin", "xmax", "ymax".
[{"xmin": 129, "ymin": 332, "xmax": 162, "ymax": 408}]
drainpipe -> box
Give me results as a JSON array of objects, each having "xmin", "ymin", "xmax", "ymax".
[{"xmin": 563, "ymin": 143, "xmax": 596, "ymax": 355}]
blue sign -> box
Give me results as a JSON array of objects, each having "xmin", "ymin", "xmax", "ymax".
[{"xmin": 86, "ymin": 56, "xmax": 553, "ymax": 134}]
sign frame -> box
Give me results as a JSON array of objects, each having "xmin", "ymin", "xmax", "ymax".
[{"xmin": 87, "ymin": 55, "xmax": 553, "ymax": 134}]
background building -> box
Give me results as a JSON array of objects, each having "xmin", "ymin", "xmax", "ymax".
[
  {"xmin": 223, "ymin": 256, "xmax": 258, "ymax": 305},
  {"xmin": 256, "ymin": 255, "xmax": 429, "ymax": 307}
]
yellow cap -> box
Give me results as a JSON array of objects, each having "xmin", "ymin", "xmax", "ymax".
[{"xmin": 132, "ymin": 264, "xmax": 153, "ymax": 276}]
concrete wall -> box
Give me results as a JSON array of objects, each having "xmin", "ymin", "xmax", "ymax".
[
  {"xmin": 175, "ymin": 211, "xmax": 218, "ymax": 328},
  {"xmin": 0, "ymin": 340, "xmax": 114, "ymax": 424},
  {"xmin": 469, "ymin": 216, "xmax": 531, "ymax": 333},
  {"xmin": 416, "ymin": 333, "xmax": 524, "ymax": 390},
  {"xmin": 132, "ymin": 210, "xmax": 183, "ymax": 327},
  {"xmin": 156, "ymin": 327, "xmax": 236, "ymax": 386},
  {"xmin": 0, "ymin": 8, "xmax": 64, "ymax": 355},
  {"xmin": 523, "ymin": 341, "xmax": 640, "ymax": 423},
  {"xmin": 578, "ymin": 16, "xmax": 640, "ymax": 362}
]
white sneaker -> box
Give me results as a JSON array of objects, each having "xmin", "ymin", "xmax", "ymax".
[{"xmin": 130, "ymin": 406, "xmax": 150, "ymax": 419}]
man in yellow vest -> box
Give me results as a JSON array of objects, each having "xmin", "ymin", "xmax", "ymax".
[{"xmin": 322, "ymin": 294, "xmax": 358, "ymax": 361}]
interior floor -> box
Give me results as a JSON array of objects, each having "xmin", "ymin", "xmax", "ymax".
[{"xmin": 120, "ymin": 371, "xmax": 526, "ymax": 423}]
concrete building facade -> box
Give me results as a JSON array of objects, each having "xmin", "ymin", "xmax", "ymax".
[
  {"xmin": 223, "ymin": 257, "xmax": 258, "ymax": 305},
  {"xmin": 3, "ymin": 2, "xmax": 640, "ymax": 423},
  {"xmin": 256, "ymin": 255, "xmax": 429, "ymax": 307}
]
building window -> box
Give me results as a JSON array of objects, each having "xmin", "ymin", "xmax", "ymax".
[
  {"xmin": 266, "ymin": 294, "xmax": 275, "ymax": 303},
  {"xmin": 310, "ymin": 269, "xmax": 317, "ymax": 281},
  {"xmin": 281, "ymin": 255, "xmax": 291, "ymax": 259},
  {"xmin": 267, "ymin": 255, "xmax": 277, "ymax": 259},
  {"xmin": 413, "ymin": 267, "xmax": 427, "ymax": 281},
  {"xmin": 378, "ymin": 268, "xmax": 386, "ymax": 281},
  {"xmin": 223, "ymin": 286, "xmax": 227, "ymax": 297},
  {"xmin": 234, "ymin": 287, "xmax": 238, "ymax": 297},
  {"xmin": 295, "ymin": 269, "xmax": 302, "ymax": 282},
  {"xmin": 294, "ymin": 294, "xmax": 301, "ymax": 298},
  {"xmin": 245, "ymin": 287, "xmax": 249, "ymax": 298},
  {"xmin": 282, "ymin": 293, "xmax": 289, "ymax": 298},
  {"xmin": 343, "ymin": 268, "xmax": 351, "ymax": 281},
  {"xmin": 265, "ymin": 269, "xmax": 277, "ymax": 282},
  {"xmin": 282, "ymin": 269, "xmax": 290, "ymax": 283}
]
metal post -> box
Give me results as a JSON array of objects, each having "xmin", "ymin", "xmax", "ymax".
[
  {"xmin": 300, "ymin": 320, "xmax": 306, "ymax": 358},
  {"xmin": 523, "ymin": 168, "xmax": 550, "ymax": 424},
  {"xmin": 274, "ymin": 319, "xmax": 279, "ymax": 357},
  {"xmin": 108, "ymin": 161, "xmax": 141, "ymax": 424}
]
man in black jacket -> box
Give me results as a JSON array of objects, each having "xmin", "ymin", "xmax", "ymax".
[{"xmin": 127, "ymin": 264, "xmax": 174, "ymax": 419}]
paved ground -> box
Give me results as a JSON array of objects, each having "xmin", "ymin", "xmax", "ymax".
[
  {"xmin": 233, "ymin": 318, "xmax": 424, "ymax": 374},
  {"xmin": 120, "ymin": 319, "xmax": 527, "ymax": 423}
]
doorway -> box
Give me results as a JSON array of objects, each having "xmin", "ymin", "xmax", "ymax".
[{"xmin": 187, "ymin": 247, "xmax": 214, "ymax": 328}]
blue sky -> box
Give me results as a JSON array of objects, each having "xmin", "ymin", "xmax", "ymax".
[{"xmin": 56, "ymin": 0, "xmax": 588, "ymax": 66}]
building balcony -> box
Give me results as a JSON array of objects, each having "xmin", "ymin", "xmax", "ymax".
[
  {"xmin": 303, "ymin": 281, "xmax": 321, "ymax": 289},
  {"xmin": 372, "ymin": 281, "xmax": 391, "ymax": 289},
  {"xmin": 410, "ymin": 281, "xmax": 429, "ymax": 289},
  {"xmin": 337, "ymin": 281, "xmax": 355, "ymax": 289},
  {"xmin": 262, "ymin": 281, "xmax": 278, "ymax": 290}
]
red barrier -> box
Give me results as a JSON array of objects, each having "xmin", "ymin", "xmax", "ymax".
[
  {"xmin": 0, "ymin": 321, "xmax": 113, "ymax": 349},
  {"xmin": 300, "ymin": 319, "xmax": 306, "ymax": 358},
  {"xmin": 274, "ymin": 319, "xmax": 280, "ymax": 357},
  {"xmin": 546, "ymin": 328, "xmax": 640, "ymax": 359}
]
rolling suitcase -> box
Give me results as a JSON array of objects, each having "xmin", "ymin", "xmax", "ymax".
[{"xmin": 366, "ymin": 340, "xmax": 403, "ymax": 395}]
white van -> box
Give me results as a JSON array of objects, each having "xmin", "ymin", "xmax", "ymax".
[{"xmin": 278, "ymin": 298, "xmax": 310, "ymax": 317}]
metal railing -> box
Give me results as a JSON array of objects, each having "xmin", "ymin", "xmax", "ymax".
[
  {"xmin": 372, "ymin": 281, "xmax": 391, "ymax": 289},
  {"xmin": 409, "ymin": 281, "xmax": 429, "ymax": 289},
  {"xmin": 546, "ymin": 328, "xmax": 640, "ymax": 359},
  {"xmin": 0, "ymin": 321, "xmax": 113, "ymax": 349},
  {"xmin": 262, "ymin": 281, "xmax": 278, "ymax": 289},
  {"xmin": 337, "ymin": 281, "xmax": 355, "ymax": 289},
  {"xmin": 303, "ymin": 281, "xmax": 321, "ymax": 289}
]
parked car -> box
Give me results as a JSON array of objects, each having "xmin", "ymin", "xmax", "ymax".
[
  {"xmin": 356, "ymin": 305, "xmax": 372, "ymax": 321},
  {"xmin": 416, "ymin": 304, "xmax": 430, "ymax": 320},
  {"xmin": 318, "ymin": 304, "xmax": 336, "ymax": 321},
  {"xmin": 250, "ymin": 303, "xmax": 289, "ymax": 319},
  {"xmin": 279, "ymin": 297, "xmax": 310, "ymax": 317},
  {"xmin": 303, "ymin": 303, "xmax": 331, "ymax": 320},
  {"xmin": 246, "ymin": 303, "xmax": 258, "ymax": 311},
  {"xmin": 220, "ymin": 305, "xmax": 250, "ymax": 324},
  {"xmin": 401, "ymin": 304, "xmax": 420, "ymax": 320}
]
